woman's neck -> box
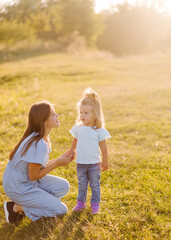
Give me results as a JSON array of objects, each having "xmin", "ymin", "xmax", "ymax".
[{"xmin": 44, "ymin": 127, "xmax": 51, "ymax": 140}]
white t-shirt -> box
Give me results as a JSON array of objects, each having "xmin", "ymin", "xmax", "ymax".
[{"xmin": 69, "ymin": 125, "xmax": 111, "ymax": 164}]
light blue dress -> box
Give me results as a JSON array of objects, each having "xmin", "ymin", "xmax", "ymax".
[{"xmin": 3, "ymin": 132, "xmax": 69, "ymax": 221}]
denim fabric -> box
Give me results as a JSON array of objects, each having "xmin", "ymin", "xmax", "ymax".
[
  {"xmin": 3, "ymin": 133, "xmax": 70, "ymax": 222},
  {"xmin": 3, "ymin": 173, "xmax": 69, "ymax": 221},
  {"xmin": 76, "ymin": 163, "xmax": 101, "ymax": 203}
]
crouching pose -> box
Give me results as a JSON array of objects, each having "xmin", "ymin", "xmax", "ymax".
[{"xmin": 3, "ymin": 101, "xmax": 74, "ymax": 223}]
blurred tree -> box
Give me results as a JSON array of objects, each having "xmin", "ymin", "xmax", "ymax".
[
  {"xmin": 0, "ymin": 20, "xmax": 35, "ymax": 45},
  {"xmin": 0, "ymin": 0, "xmax": 42, "ymax": 22},
  {"xmin": 1, "ymin": 0, "xmax": 170, "ymax": 53},
  {"xmin": 0, "ymin": 0, "xmax": 103, "ymax": 46},
  {"xmin": 97, "ymin": 3, "xmax": 170, "ymax": 55},
  {"xmin": 27, "ymin": 5, "xmax": 62, "ymax": 41},
  {"xmin": 58, "ymin": 0, "xmax": 100, "ymax": 45}
]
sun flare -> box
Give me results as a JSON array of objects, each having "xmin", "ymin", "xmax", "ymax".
[
  {"xmin": 163, "ymin": 0, "xmax": 171, "ymax": 11},
  {"xmin": 95, "ymin": 0, "xmax": 171, "ymax": 13}
]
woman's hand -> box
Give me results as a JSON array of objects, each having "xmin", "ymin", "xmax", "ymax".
[
  {"xmin": 28, "ymin": 151, "xmax": 75, "ymax": 181},
  {"xmin": 64, "ymin": 149, "xmax": 76, "ymax": 161},
  {"xmin": 56, "ymin": 151, "xmax": 75, "ymax": 166}
]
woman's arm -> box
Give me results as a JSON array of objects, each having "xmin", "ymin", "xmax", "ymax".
[
  {"xmin": 28, "ymin": 153, "xmax": 74, "ymax": 181},
  {"xmin": 99, "ymin": 140, "xmax": 108, "ymax": 171}
]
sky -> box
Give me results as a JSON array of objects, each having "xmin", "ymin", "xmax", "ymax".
[
  {"xmin": 0, "ymin": 0, "xmax": 171, "ymax": 13},
  {"xmin": 95, "ymin": 0, "xmax": 137, "ymax": 12}
]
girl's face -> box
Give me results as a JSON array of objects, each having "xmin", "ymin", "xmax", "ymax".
[
  {"xmin": 44, "ymin": 107, "xmax": 59, "ymax": 129},
  {"xmin": 80, "ymin": 105, "xmax": 94, "ymax": 127}
]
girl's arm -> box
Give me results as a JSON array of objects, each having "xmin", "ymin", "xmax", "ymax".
[
  {"xmin": 71, "ymin": 138, "xmax": 77, "ymax": 151},
  {"xmin": 99, "ymin": 140, "xmax": 108, "ymax": 171},
  {"xmin": 28, "ymin": 152, "xmax": 74, "ymax": 181},
  {"xmin": 66, "ymin": 138, "xmax": 77, "ymax": 156}
]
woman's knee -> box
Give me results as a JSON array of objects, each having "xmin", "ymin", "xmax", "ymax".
[
  {"xmin": 62, "ymin": 204, "xmax": 68, "ymax": 214},
  {"xmin": 60, "ymin": 179, "xmax": 70, "ymax": 194},
  {"xmin": 56, "ymin": 203, "xmax": 68, "ymax": 215},
  {"xmin": 64, "ymin": 179, "xmax": 70, "ymax": 193},
  {"xmin": 53, "ymin": 179, "xmax": 70, "ymax": 198}
]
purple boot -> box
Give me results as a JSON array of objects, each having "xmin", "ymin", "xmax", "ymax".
[
  {"xmin": 72, "ymin": 201, "xmax": 86, "ymax": 212},
  {"xmin": 91, "ymin": 203, "xmax": 100, "ymax": 214}
]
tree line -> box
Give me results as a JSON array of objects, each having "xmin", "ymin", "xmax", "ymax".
[{"xmin": 0, "ymin": 0, "xmax": 171, "ymax": 55}]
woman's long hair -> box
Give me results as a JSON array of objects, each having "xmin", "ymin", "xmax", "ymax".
[
  {"xmin": 9, "ymin": 101, "xmax": 53, "ymax": 160},
  {"xmin": 76, "ymin": 87, "xmax": 105, "ymax": 129}
]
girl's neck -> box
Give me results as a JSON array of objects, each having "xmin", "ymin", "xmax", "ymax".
[
  {"xmin": 83, "ymin": 124, "xmax": 96, "ymax": 129},
  {"xmin": 83, "ymin": 124, "xmax": 93, "ymax": 127}
]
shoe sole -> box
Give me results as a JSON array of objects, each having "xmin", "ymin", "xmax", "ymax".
[{"xmin": 4, "ymin": 202, "xmax": 9, "ymax": 223}]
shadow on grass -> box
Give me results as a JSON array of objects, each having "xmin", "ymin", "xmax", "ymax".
[
  {"xmin": 55, "ymin": 211, "xmax": 94, "ymax": 240},
  {"xmin": 72, "ymin": 212, "xmax": 94, "ymax": 240},
  {"xmin": 0, "ymin": 211, "xmax": 94, "ymax": 240},
  {"xmin": 0, "ymin": 47, "xmax": 61, "ymax": 64},
  {"xmin": 0, "ymin": 222, "xmax": 17, "ymax": 240},
  {"xmin": 0, "ymin": 216, "xmax": 62, "ymax": 240}
]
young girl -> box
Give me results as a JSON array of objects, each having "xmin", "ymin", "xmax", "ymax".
[
  {"xmin": 3, "ymin": 101, "xmax": 74, "ymax": 223},
  {"xmin": 69, "ymin": 88, "xmax": 111, "ymax": 214}
]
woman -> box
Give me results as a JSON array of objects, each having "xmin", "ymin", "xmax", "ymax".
[{"xmin": 3, "ymin": 101, "xmax": 74, "ymax": 223}]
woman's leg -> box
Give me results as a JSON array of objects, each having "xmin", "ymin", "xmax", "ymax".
[
  {"xmin": 4, "ymin": 201, "xmax": 25, "ymax": 223},
  {"xmin": 37, "ymin": 174, "xmax": 70, "ymax": 199},
  {"xmin": 13, "ymin": 204, "xmax": 24, "ymax": 213},
  {"xmin": 9, "ymin": 186, "xmax": 68, "ymax": 221},
  {"xmin": 7, "ymin": 175, "xmax": 69, "ymax": 221}
]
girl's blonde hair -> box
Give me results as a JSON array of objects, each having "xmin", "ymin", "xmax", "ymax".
[
  {"xmin": 9, "ymin": 101, "xmax": 53, "ymax": 160},
  {"xmin": 76, "ymin": 88, "xmax": 105, "ymax": 129}
]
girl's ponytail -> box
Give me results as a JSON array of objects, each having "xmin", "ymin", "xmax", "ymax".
[{"xmin": 82, "ymin": 87, "xmax": 100, "ymax": 102}]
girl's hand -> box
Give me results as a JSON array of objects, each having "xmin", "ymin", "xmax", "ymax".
[
  {"xmin": 101, "ymin": 162, "xmax": 108, "ymax": 171},
  {"xmin": 64, "ymin": 149, "xmax": 76, "ymax": 160}
]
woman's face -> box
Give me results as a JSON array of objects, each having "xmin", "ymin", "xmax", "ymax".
[{"xmin": 44, "ymin": 107, "xmax": 60, "ymax": 129}]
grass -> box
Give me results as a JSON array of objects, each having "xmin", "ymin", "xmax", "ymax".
[{"xmin": 0, "ymin": 49, "xmax": 170, "ymax": 239}]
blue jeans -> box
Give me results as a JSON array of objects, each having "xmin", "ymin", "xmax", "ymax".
[{"xmin": 76, "ymin": 163, "xmax": 101, "ymax": 204}]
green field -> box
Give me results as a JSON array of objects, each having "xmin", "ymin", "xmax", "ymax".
[{"xmin": 0, "ymin": 50, "xmax": 170, "ymax": 240}]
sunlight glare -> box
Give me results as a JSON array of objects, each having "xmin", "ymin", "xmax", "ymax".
[
  {"xmin": 163, "ymin": 0, "xmax": 171, "ymax": 11},
  {"xmin": 95, "ymin": 0, "xmax": 171, "ymax": 13}
]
